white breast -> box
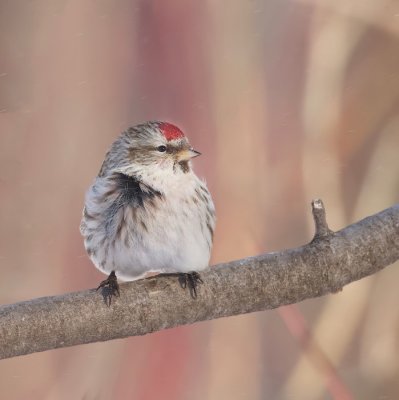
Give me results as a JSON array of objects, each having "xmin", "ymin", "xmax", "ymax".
[{"xmin": 81, "ymin": 166, "xmax": 215, "ymax": 281}]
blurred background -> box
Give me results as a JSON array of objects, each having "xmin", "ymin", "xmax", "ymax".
[{"xmin": 1, "ymin": 0, "xmax": 399, "ymax": 399}]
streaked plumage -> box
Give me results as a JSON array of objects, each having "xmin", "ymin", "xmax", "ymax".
[{"xmin": 80, "ymin": 121, "xmax": 215, "ymax": 295}]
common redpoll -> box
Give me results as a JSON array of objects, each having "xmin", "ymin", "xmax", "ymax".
[{"xmin": 80, "ymin": 121, "xmax": 215, "ymax": 302}]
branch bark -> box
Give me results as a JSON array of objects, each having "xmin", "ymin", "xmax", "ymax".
[{"xmin": 1, "ymin": 201, "xmax": 398, "ymax": 360}]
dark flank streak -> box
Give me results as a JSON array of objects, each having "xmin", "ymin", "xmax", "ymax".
[
  {"xmin": 115, "ymin": 219, "xmax": 123, "ymax": 239},
  {"xmin": 97, "ymin": 236, "xmax": 107, "ymax": 250},
  {"xmin": 104, "ymin": 243, "xmax": 109, "ymax": 260},
  {"xmin": 206, "ymin": 212, "xmax": 214, "ymax": 240},
  {"xmin": 195, "ymin": 188, "xmax": 208, "ymax": 206},
  {"xmin": 124, "ymin": 231, "xmax": 130, "ymax": 247},
  {"xmin": 83, "ymin": 208, "xmax": 95, "ymax": 220},
  {"xmin": 114, "ymin": 173, "xmax": 162, "ymax": 207},
  {"xmin": 104, "ymin": 173, "xmax": 163, "ymax": 235},
  {"xmin": 200, "ymin": 185, "xmax": 208, "ymax": 194},
  {"xmin": 206, "ymin": 222, "xmax": 214, "ymax": 240},
  {"xmin": 140, "ymin": 220, "xmax": 148, "ymax": 232},
  {"xmin": 103, "ymin": 188, "xmax": 118, "ymax": 198}
]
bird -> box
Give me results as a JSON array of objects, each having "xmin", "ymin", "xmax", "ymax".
[{"xmin": 80, "ymin": 121, "xmax": 215, "ymax": 303}]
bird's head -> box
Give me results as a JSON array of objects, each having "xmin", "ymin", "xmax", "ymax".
[{"xmin": 98, "ymin": 121, "xmax": 201, "ymax": 178}]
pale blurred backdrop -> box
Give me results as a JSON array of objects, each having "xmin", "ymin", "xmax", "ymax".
[{"xmin": 1, "ymin": 1, "xmax": 399, "ymax": 399}]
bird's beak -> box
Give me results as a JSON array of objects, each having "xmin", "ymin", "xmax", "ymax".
[{"xmin": 177, "ymin": 148, "xmax": 201, "ymax": 161}]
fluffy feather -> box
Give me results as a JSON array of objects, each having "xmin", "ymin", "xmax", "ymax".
[{"xmin": 80, "ymin": 121, "xmax": 215, "ymax": 281}]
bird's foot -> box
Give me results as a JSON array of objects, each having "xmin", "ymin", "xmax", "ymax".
[
  {"xmin": 178, "ymin": 271, "xmax": 203, "ymax": 299},
  {"xmin": 97, "ymin": 270, "xmax": 120, "ymax": 306}
]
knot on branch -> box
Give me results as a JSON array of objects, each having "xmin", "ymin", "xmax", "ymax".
[{"xmin": 311, "ymin": 199, "xmax": 334, "ymax": 242}]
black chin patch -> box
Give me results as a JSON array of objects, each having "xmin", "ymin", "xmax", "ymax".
[{"xmin": 178, "ymin": 160, "xmax": 190, "ymax": 173}]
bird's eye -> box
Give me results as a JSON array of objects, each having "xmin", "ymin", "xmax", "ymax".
[{"xmin": 157, "ymin": 145, "xmax": 167, "ymax": 153}]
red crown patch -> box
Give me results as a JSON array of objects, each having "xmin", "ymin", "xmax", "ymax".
[{"xmin": 159, "ymin": 122, "xmax": 185, "ymax": 141}]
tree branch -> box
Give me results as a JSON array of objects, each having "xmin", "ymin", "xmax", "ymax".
[{"xmin": 1, "ymin": 201, "xmax": 398, "ymax": 360}]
